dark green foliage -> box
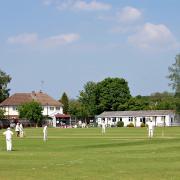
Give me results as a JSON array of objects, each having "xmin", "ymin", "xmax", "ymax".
[
  {"xmin": 167, "ymin": 54, "xmax": 180, "ymax": 114},
  {"xmin": 168, "ymin": 54, "xmax": 180, "ymax": 95},
  {"xmin": 68, "ymin": 99, "xmax": 80, "ymax": 119},
  {"xmin": 120, "ymin": 93, "xmax": 176, "ymax": 111},
  {"xmin": 148, "ymin": 92, "xmax": 176, "ymax": 110},
  {"xmin": 175, "ymin": 96, "xmax": 180, "ymax": 114},
  {"xmin": 69, "ymin": 99, "xmax": 88, "ymax": 120},
  {"xmin": 79, "ymin": 77, "xmax": 131, "ymax": 117},
  {"xmin": 0, "ymin": 69, "xmax": 11, "ymax": 102},
  {"xmin": 97, "ymin": 77, "xmax": 131, "ymax": 111},
  {"xmin": 117, "ymin": 121, "xmax": 124, "ymax": 127},
  {"xmin": 0, "ymin": 108, "xmax": 5, "ymax": 119},
  {"xmin": 60, "ymin": 92, "xmax": 69, "ymax": 114},
  {"xmin": 18, "ymin": 101, "xmax": 43, "ymax": 126},
  {"xmin": 79, "ymin": 81, "xmax": 99, "ymax": 117},
  {"xmin": 118, "ymin": 95, "xmax": 149, "ymax": 110},
  {"xmin": 140, "ymin": 122, "xmax": 145, "ymax": 127},
  {"xmin": 127, "ymin": 123, "xmax": 134, "ymax": 127}
]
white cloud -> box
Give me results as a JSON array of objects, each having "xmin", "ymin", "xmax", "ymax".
[
  {"xmin": 72, "ymin": 0, "xmax": 111, "ymax": 11},
  {"xmin": 117, "ymin": 6, "xmax": 142, "ymax": 23},
  {"xmin": 128, "ymin": 23, "xmax": 179, "ymax": 50},
  {"xmin": 7, "ymin": 33, "xmax": 80, "ymax": 47},
  {"xmin": 7, "ymin": 33, "xmax": 38, "ymax": 45},
  {"xmin": 43, "ymin": 0, "xmax": 111, "ymax": 11},
  {"xmin": 43, "ymin": 33, "xmax": 80, "ymax": 46}
]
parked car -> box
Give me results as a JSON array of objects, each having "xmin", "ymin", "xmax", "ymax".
[{"xmin": 0, "ymin": 119, "xmax": 10, "ymax": 129}]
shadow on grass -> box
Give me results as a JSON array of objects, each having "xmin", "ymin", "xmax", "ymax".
[{"xmin": 76, "ymin": 138, "xmax": 178, "ymax": 150}]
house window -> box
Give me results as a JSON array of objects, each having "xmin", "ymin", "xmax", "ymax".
[
  {"xmin": 56, "ymin": 107, "xmax": 60, "ymax": 110},
  {"xmin": 13, "ymin": 106, "xmax": 17, "ymax": 111},
  {"xmin": 120, "ymin": 117, "xmax": 122, "ymax": 121},
  {"xmin": 112, "ymin": 117, "xmax": 116, "ymax": 122},
  {"xmin": 50, "ymin": 107, "xmax": 54, "ymax": 111},
  {"xmin": 129, "ymin": 117, "xmax": 133, "ymax": 122}
]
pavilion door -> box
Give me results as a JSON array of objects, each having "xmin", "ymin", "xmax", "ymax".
[{"xmin": 142, "ymin": 117, "xmax": 146, "ymax": 124}]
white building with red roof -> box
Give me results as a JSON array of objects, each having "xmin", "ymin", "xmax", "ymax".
[{"xmin": 0, "ymin": 91, "xmax": 63, "ymax": 122}]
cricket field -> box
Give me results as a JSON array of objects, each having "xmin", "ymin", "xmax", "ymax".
[{"xmin": 0, "ymin": 127, "xmax": 180, "ymax": 180}]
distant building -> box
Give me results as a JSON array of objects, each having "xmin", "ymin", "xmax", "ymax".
[
  {"xmin": 0, "ymin": 91, "xmax": 64, "ymax": 126},
  {"xmin": 97, "ymin": 110, "xmax": 175, "ymax": 127}
]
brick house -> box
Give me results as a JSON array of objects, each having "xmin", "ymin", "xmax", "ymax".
[{"xmin": 0, "ymin": 91, "xmax": 63, "ymax": 125}]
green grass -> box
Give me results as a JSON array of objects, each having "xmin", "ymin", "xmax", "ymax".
[{"xmin": 1, "ymin": 127, "xmax": 180, "ymax": 180}]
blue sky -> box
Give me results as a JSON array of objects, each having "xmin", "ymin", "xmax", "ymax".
[{"xmin": 0, "ymin": 0, "xmax": 180, "ymax": 99}]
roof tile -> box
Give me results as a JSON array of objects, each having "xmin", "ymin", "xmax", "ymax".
[{"xmin": 0, "ymin": 92, "xmax": 62, "ymax": 106}]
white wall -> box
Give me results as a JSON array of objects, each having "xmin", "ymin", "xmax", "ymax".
[
  {"xmin": 97, "ymin": 114, "xmax": 174, "ymax": 127},
  {"xmin": 3, "ymin": 105, "xmax": 63, "ymax": 117},
  {"xmin": 3, "ymin": 106, "xmax": 19, "ymax": 116},
  {"xmin": 42, "ymin": 105, "xmax": 63, "ymax": 116}
]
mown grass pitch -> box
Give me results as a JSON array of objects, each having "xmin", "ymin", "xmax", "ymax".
[{"xmin": 1, "ymin": 127, "xmax": 180, "ymax": 180}]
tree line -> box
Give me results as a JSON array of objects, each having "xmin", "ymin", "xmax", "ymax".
[
  {"xmin": 67, "ymin": 54, "xmax": 180, "ymax": 121},
  {"xmin": 0, "ymin": 54, "xmax": 180, "ymax": 123}
]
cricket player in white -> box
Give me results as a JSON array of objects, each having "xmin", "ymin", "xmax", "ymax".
[
  {"xmin": 3, "ymin": 127, "xmax": 14, "ymax": 151},
  {"xmin": 19, "ymin": 123, "xmax": 24, "ymax": 138},
  {"xmin": 147, "ymin": 120, "xmax": 154, "ymax": 138},
  {"xmin": 15, "ymin": 123, "xmax": 20, "ymax": 137},
  {"xmin": 101, "ymin": 120, "xmax": 106, "ymax": 134},
  {"xmin": 43, "ymin": 125, "xmax": 48, "ymax": 141}
]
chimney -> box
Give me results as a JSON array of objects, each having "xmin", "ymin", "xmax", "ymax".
[{"xmin": 32, "ymin": 91, "xmax": 36, "ymax": 96}]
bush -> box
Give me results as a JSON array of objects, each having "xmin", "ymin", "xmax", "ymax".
[
  {"xmin": 93, "ymin": 122, "xmax": 98, "ymax": 127},
  {"xmin": 127, "ymin": 123, "xmax": 134, "ymax": 127},
  {"xmin": 140, "ymin": 122, "xmax": 145, "ymax": 127},
  {"xmin": 117, "ymin": 121, "xmax": 124, "ymax": 127},
  {"xmin": 111, "ymin": 124, "xmax": 116, "ymax": 128}
]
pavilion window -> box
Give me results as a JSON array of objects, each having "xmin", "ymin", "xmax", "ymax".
[{"xmin": 50, "ymin": 107, "xmax": 54, "ymax": 111}]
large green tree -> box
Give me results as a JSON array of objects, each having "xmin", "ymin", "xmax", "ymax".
[
  {"xmin": 119, "ymin": 93, "xmax": 176, "ymax": 111},
  {"xmin": 0, "ymin": 69, "xmax": 11, "ymax": 102},
  {"xmin": 60, "ymin": 92, "xmax": 69, "ymax": 114},
  {"xmin": 168, "ymin": 54, "xmax": 180, "ymax": 96},
  {"xmin": 98, "ymin": 77, "xmax": 131, "ymax": 111},
  {"xmin": 79, "ymin": 77, "xmax": 131, "ymax": 117},
  {"xmin": 69, "ymin": 99, "xmax": 88, "ymax": 121},
  {"xmin": 168, "ymin": 54, "xmax": 180, "ymax": 114},
  {"xmin": 18, "ymin": 101, "xmax": 43, "ymax": 126},
  {"xmin": 148, "ymin": 92, "xmax": 176, "ymax": 110},
  {"xmin": 79, "ymin": 81, "xmax": 99, "ymax": 117},
  {"xmin": 118, "ymin": 95, "xmax": 149, "ymax": 111}
]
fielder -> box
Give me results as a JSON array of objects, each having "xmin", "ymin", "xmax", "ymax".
[
  {"xmin": 15, "ymin": 123, "xmax": 20, "ymax": 137},
  {"xmin": 147, "ymin": 120, "xmax": 154, "ymax": 138},
  {"xmin": 3, "ymin": 127, "xmax": 14, "ymax": 151},
  {"xmin": 43, "ymin": 125, "xmax": 48, "ymax": 141},
  {"xmin": 19, "ymin": 123, "xmax": 24, "ymax": 138},
  {"xmin": 101, "ymin": 120, "xmax": 106, "ymax": 134}
]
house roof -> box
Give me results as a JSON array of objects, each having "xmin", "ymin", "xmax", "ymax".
[
  {"xmin": 55, "ymin": 113, "xmax": 71, "ymax": 118},
  {"xmin": 97, "ymin": 110, "xmax": 175, "ymax": 118},
  {"xmin": 0, "ymin": 91, "xmax": 63, "ymax": 107}
]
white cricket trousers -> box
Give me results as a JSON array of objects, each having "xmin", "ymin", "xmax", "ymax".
[
  {"xmin": 102, "ymin": 127, "xmax": 106, "ymax": 134},
  {"xmin": 6, "ymin": 139, "xmax": 12, "ymax": 151},
  {"xmin": 44, "ymin": 133, "xmax": 47, "ymax": 141},
  {"xmin": 148, "ymin": 129, "xmax": 153, "ymax": 138}
]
